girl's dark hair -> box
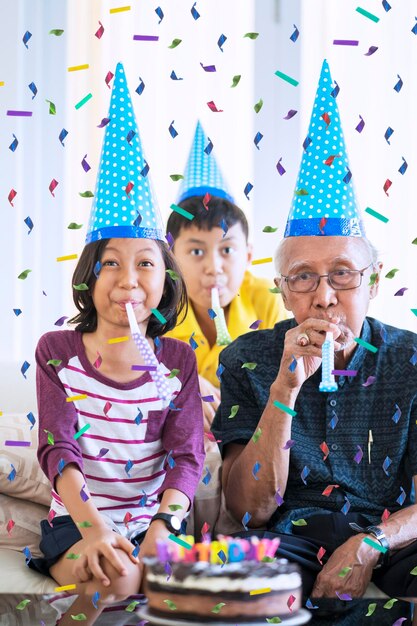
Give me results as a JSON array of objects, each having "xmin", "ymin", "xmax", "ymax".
[
  {"xmin": 69, "ymin": 239, "xmax": 188, "ymax": 339},
  {"xmin": 166, "ymin": 195, "xmax": 249, "ymax": 242}
]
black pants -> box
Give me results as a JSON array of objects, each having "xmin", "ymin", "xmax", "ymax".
[{"xmin": 234, "ymin": 512, "xmax": 417, "ymax": 599}]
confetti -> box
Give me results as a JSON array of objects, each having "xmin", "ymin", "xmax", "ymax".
[
  {"xmin": 125, "ymin": 600, "xmax": 140, "ymax": 612},
  {"xmin": 242, "ymin": 511, "xmax": 251, "ymax": 529},
  {"xmin": 59, "ymin": 128, "xmax": 68, "ymax": 145},
  {"xmin": 317, "ymin": 546, "xmax": 326, "ymax": 564},
  {"xmin": 276, "ymin": 157, "xmax": 286, "ymax": 176},
  {"xmin": 26, "ymin": 412, "xmax": 36, "ymax": 429},
  {"xmin": 74, "ymin": 424, "xmax": 91, "ymax": 440},
  {"xmin": 320, "ymin": 441, "xmax": 330, "ymax": 461},
  {"xmin": 244, "ymin": 32, "xmax": 259, "ymax": 39},
  {"xmin": 249, "ymin": 319, "xmax": 262, "ymax": 329},
  {"xmin": 287, "ymin": 595, "xmax": 296, "ymax": 611},
  {"xmin": 92, "ymin": 591, "xmax": 100, "ymax": 609},
  {"xmin": 125, "ymin": 460, "xmax": 133, "ymax": 477},
  {"xmin": 362, "ymin": 375, "xmax": 376, "ymax": 387},
  {"xmin": 110, "ymin": 5, "xmax": 131, "ymax": 13},
  {"xmin": 207, "ymin": 100, "xmax": 223, "ymax": 112},
  {"xmin": 168, "ymin": 38, "xmax": 182, "ymax": 48},
  {"xmin": 332, "ymin": 369, "xmax": 357, "ymax": 376},
  {"xmin": 302, "ymin": 136, "xmax": 312, "ymax": 152},
  {"xmin": 385, "ymin": 268, "xmax": 399, "ymax": 279},
  {"xmin": 410, "ymin": 566, "xmax": 417, "ymax": 575},
  {"xmin": 300, "ymin": 466, "xmax": 310, "ymax": 485},
  {"xmin": 366, "ymin": 601, "xmax": 377, "ymax": 615},
  {"xmin": 383, "ymin": 598, "xmax": 398, "ymax": 609},
  {"xmin": 252, "ymin": 461, "xmax": 261, "ymax": 480},
  {"xmin": 282, "ymin": 439, "xmax": 295, "ymax": 450},
  {"xmin": 8, "ymin": 189, "xmax": 17, "ymax": 206},
  {"xmin": 108, "ymin": 336, "xmax": 128, "ymax": 343},
  {"xmin": 356, "ymin": 6, "xmax": 380, "ymax": 22},
  {"xmin": 66, "ymin": 394, "xmax": 87, "ymax": 402},
  {"xmin": 410, "ymin": 349, "xmax": 417, "ymax": 365},
  {"xmin": 382, "ymin": 0, "xmax": 391, "ymax": 11},
  {"xmin": 333, "ymin": 39, "xmax": 359, "ymax": 46},
  {"xmin": 250, "ymin": 587, "xmax": 271, "ymax": 595},
  {"xmin": 16, "ymin": 599, "xmax": 31, "ymax": 610},
  {"xmin": 305, "ymin": 599, "xmax": 319, "ymax": 610},
  {"xmin": 73, "ymin": 283, "xmax": 89, "ymax": 291},
  {"xmin": 6, "ymin": 520, "xmax": 15, "ymax": 535},
  {"xmin": 231, "ymin": 75, "xmax": 241, "ymax": 87},
  {"xmin": 354, "ymin": 337, "xmax": 378, "ymax": 353},
  {"xmin": 125, "ymin": 182, "xmax": 134, "ymax": 196},
  {"xmin": 134, "ymin": 35, "xmax": 159, "ymax": 41},
  {"xmin": 167, "ymin": 368, "xmax": 180, "ymax": 379},
  {"xmin": 57, "ymin": 254, "xmax": 78, "ymax": 262},
  {"xmin": 398, "ymin": 157, "xmax": 408, "ymax": 175},
  {"xmin": 218, "ymin": 33, "xmax": 227, "ymax": 51},
  {"xmin": 55, "ymin": 584, "xmax": 77, "ymax": 592},
  {"xmin": 167, "ymin": 451, "xmax": 176, "ymax": 468},
  {"xmin": 338, "ymin": 566, "xmax": 352, "ymax": 578},
  {"xmin": 168, "ymin": 121, "xmax": 178, "ymax": 139},
  {"xmin": 242, "ymin": 362, "xmax": 257, "ymax": 370},
  {"xmin": 58, "ymin": 459, "xmax": 66, "ymax": 475},
  {"xmin": 364, "ymin": 46, "xmax": 378, "ymax": 56},
  {"xmin": 341, "ymin": 496, "xmax": 351, "ymax": 515},
  {"xmin": 95, "ymin": 21, "xmax": 104, "ymax": 38},
  {"xmin": 191, "ymin": 2, "xmax": 200, "ymax": 20},
  {"xmin": 228, "ymin": 405, "xmax": 239, "ymax": 419},
  {"xmin": 273, "ymin": 400, "xmax": 297, "ymax": 417},
  {"xmin": 68, "ymin": 64, "xmax": 89, "ymax": 72},
  {"xmin": 77, "ymin": 521, "xmax": 93, "ymax": 528},
  {"xmin": 9, "ymin": 134, "xmax": 18, "ymax": 152},
  {"xmin": 274, "ymin": 70, "xmax": 299, "ymax": 86},
  {"xmin": 212, "ymin": 602, "xmax": 226, "ymax": 614},
  {"xmin": 75, "ymin": 93, "xmax": 93, "ymax": 110},
  {"xmin": 412, "ymin": 18, "xmax": 417, "ymax": 34},
  {"xmin": 275, "ymin": 489, "xmax": 284, "ymax": 506},
  {"xmin": 81, "ymin": 154, "xmax": 91, "ymax": 172},
  {"xmin": 126, "ymin": 129, "xmax": 136, "ymax": 144},
  {"xmin": 7, "ymin": 465, "xmax": 16, "ymax": 481},
  {"xmin": 219, "ymin": 218, "xmax": 228, "ymax": 236},
  {"xmin": 97, "ymin": 448, "xmax": 109, "ymax": 459},
  {"xmin": 24, "ymin": 216, "xmax": 34, "ymax": 234},
  {"xmin": 155, "ymin": 6, "xmax": 164, "ymax": 23},
  {"xmin": 384, "ymin": 127, "xmax": 394, "ymax": 144},
  {"xmin": 253, "ymin": 98, "xmax": 263, "ymax": 113},
  {"xmin": 23, "ymin": 546, "xmax": 32, "ymax": 564},
  {"xmin": 13, "ymin": 308, "xmax": 22, "ymax": 316},
  {"xmin": 97, "ymin": 117, "xmax": 110, "ymax": 128},
  {"xmin": 356, "ymin": 115, "xmax": 365, "ymax": 133},
  {"xmin": 394, "ymin": 75, "xmax": 403, "ymax": 92},
  {"xmin": 216, "ymin": 363, "xmax": 224, "ymax": 381},
  {"xmin": 21, "ymin": 361, "xmax": 30, "ymax": 378},
  {"xmin": 365, "ymin": 206, "xmax": 389, "ymax": 223},
  {"xmin": 200, "ymin": 62, "xmax": 216, "ymax": 72},
  {"xmin": 151, "ymin": 308, "xmax": 167, "ymax": 324},
  {"xmin": 168, "ymin": 535, "xmax": 192, "ymax": 550},
  {"xmin": 93, "ymin": 351, "xmax": 102, "ymax": 369},
  {"xmin": 49, "ymin": 178, "xmax": 59, "ymax": 196},
  {"xmin": 244, "ymin": 182, "xmax": 254, "ymax": 199},
  {"xmin": 46, "ymin": 99, "xmax": 56, "ymax": 115},
  {"xmin": 47, "ymin": 359, "xmax": 62, "ymax": 367},
  {"xmin": 392, "ymin": 404, "xmax": 401, "ymax": 424},
  {"xmin": 70, "ymin": 614, "xmax": 87, "ymax": 621},
  {"xmin": 284, "ymin": 109, "xmax": 298, "ymax": 120},
  {"xmin": 263, "ymin": 226, "xmax": 278, "ymax": 233},
  {"xmin": 202, "ymin": 467, "xmax": 212, "ymax": 485},
  {"xmin": 331, "ymin": 81, "xmax": 340, "ymax": 98},
  {"xmin": 290, "ymin": 24, "xmax": 299, "ymax": 42},
  {"xmin": 266, "ymin": 619, "xmax": 282, "ymax": 624},
  {"xmin": 353, "ymin": 445, "xmax": 363, "ymax": 464},
  {"xmin": 22, "ymin": 30, "xmax": 32, "ymax": 48},
  {"xmin": 336, "ymin": 592, "xmax": 352, "ymax": 601},
  {"xmin": 5, "ymin": 440, "xmax": 31, "ymax": 447}
]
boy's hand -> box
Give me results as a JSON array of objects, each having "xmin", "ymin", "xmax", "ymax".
[{"xmin": 198, "ymin": 375, "xmax": 221, "ymax": 431}]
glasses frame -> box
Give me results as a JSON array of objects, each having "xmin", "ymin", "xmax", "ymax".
[{"xmin": 280, "ymin": 262, "xmax": 374, "ymax": 293}]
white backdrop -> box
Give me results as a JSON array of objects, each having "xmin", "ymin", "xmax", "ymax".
[{"xmin": 0, "ymin": 0, "xmax": 416, "ymax": 412}]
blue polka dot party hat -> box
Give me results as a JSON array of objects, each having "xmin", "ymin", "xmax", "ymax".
[
  {"xmin": 177, "ymin": 120, "xmax": 234, "ymax": 203},
  {"xmin": 285, "ymin": 59, "xmax": 365, "ymax": 238},
  {"xmin": 86, "ymin": 62, "xmax": 164, "ymax": 243}
]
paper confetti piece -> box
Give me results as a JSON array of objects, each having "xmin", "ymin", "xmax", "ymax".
[
  {"xmin": 231, "ymin": 74, "xmax": 241, "ymax": 87},
  {"xmin": 266, "ymin": 619, "xmax": 282, "ymax": 624},
  {"xmin": 300, "ymin": 466, "xmax": 310, "ymax": 485},
  {"xmin": 317, "ymin": 546, "xmax": 326, "ymax": 565},
  {"xmin": 191, "ymin": 2, "xmax": 200, "ymax": 19},
  {"xmin": 8, "ymin": 189, "xmax": 17, "ymax": 206},
  {"xmin": 110, "ymin": 5, "xmax": 131, "ymax": 13},
  {"xmin": 66, "ymin": 394, "xmax": 87, "ymax": 402},
  {"xmin": 365, "ymin": 206, "xmax": 389, "ymax": 223},
  {"xmin": 365, "ymin": 46, "xmax": 378, "ymax": 56},
  {"xmin": 24, "ymin": 216, "xmax": 34, "ymax": 234},
  {"xmin": 320, "ymin": 441, "xmax": 330, "ymax": 461},
  {"xmin": 47, "ymin": 359, "xmax": 62, "ymax": 367},
  {"xmin": 276, "ymin": 157, "xmax": 286, "ymax": 176},
  {"xmin": 275, "ymin": 489, "xmax": 284, "ymax": 506},
  {"xmin": 242, "ymin": 511, "xmax": 251, "ymax": 529},
  {"xmin": 242, "ymin": 362, "xmax": 257, "ymax": 369},
  {"xmin": 74, "ymin": 424, "xmax": 91, "ymax": 440},
  {"xmin": 45, "ymin": 99, "xmax": 56, "ymax": 115},
  {"xmin": 57, "ymin": 254, "xmax": 78, "ymax": 262},
  {"xmin": 207, "ymin": 100, "xmax": 223, "ymax": 112},
  {"xmin": 336, "ymin": 592, "xmax": 352, "ymax": 601},
  {"xmin": 254, "ymin": 98, "xmax": 263, "ymax": 113},
  {"xmin": 21, "ymin": 361, "xmax": 30, "ymax": 378},
  {"xmin": 383, "ymin": 598, "xmax": 398, "ymax": 609},
  {"xmin": 125, "ymin": 460, "xmax": 133, "ymax": 477},
  {"xmin": 363, "ymin": 537, "xmax": 387, "ymax": 553},
  {"xmin": 151, "ymin": 308, "xmax": 167, "ymax": 324},
  {"xmin": 55, "ymin": 583, "xmax": 77, "ymax": 592},
  {"xmin": 49, "ymin": 178, "xmax": 59, "ymax": 196},
  {"xmin": 290, "ymin": 24, "xmax": 299, "ymax": 42},
  {"xmin": 282, "ymin": 439, "xmax": 295, "ymax": 450},
  {"xmin": 97, "ymin": 448, "xmax": 109, "ymax": 459},
  {"xmin": 382, "ymin": 0, "xmax": 391, "ymax": 11},
  {"xmin": 354, "ymin": 337, "xmax": 378, "ymax": 352},
  {"xmin": 252, "ymin": 461, "xmax": 261, "ymax": 480},
  {"xmin": 58, "ymin": 128, "xmax": 68, "ymax": 146},
  {"xmin": 332, "ymin": 369, "xmax": 357, "ymax": 376},
  {"xmin": 292, "ymin": 518, "xmax": 307, "ymax": 526},
  {"xmin": 362, "ymin": 375, "xmax": 376, "ymax": 387},
  {"xmin": 168, "ymin": 535, "xmax": 192, "ymax": 550},
  {"xmin": 244, "ymin": 182, "xmax": 253, "ymax": 199},
  {"xmin": 218, "ymin": 33, "xmax": 227, "ymax": 51},
  {"xmin": 338, "ymin": 566, "xmax": 352, "ymax": 578},
  {"xmin": 168, "ymin": 38, "xmax": 182, "ymax": 48},
  {"xmin": 75, "ymin": 93, "xmax": 93, "ymax": 110},
  {"xmin": 341, "ymin": 497, "xmax": 351, "ymax": 515},
  {"xmin": 365, "ymin": 602, "xmax": 377, "ymax": 617},
  {"xmin": 249, "ymin": 319, "xmax": 262, "ymax": 330},
  {"xmin": 228, "ymin": 405, "xmax": 239, "ymax": 419},
  {"xmin": 353, "ymin": 445, "xmax": 363, "ymax": 464},
  {"xmin": 97, "ymin": 117, "xmax": 110, "ymax": 128},
  {"xmin": 274, "ymin": 70, "xmax": 299, "ymax": 86},
  {"xmin": 263, "ymin": 225, "xmax": 278, "ymax": 233},
  {"xmin": 155, "ymin": 6, "xmax": 164, "ymax": 22},
  {"xmin": 398, "ymin": 157, "xmax": 408, "ymax": 175},
  {"xmin": 134, "ymin": 35, "xmax": 159, "ymax": 41},
  {"xmin": 73, "ymin": 283, "xmax": 89, "ymax": 291},
  {"xmin": 252, "ymin": 427, "xmax": 262, "ymax": 443},
  {"xmin": 409, "ymin": 348, "xmax": 417, "ymax": 365},
  {"xmin": 273, "ymin": 400, "xmax": 297, "ymax": 417},
  {"xmin": 200, "ymin": 62, "xmax": 216, "ymax": 72},
  {"xmin": 410, "ymin": 566, "xmax": 417, "ymax": 575},
  {"xmin": 77, "ymin": 521, "xmax": 93, "ymax": 528},
  {"xmin": 26, "ymin": 412, "xmax": 36, "ymax": 429},
  {"xmin": 394, "ymin": 75, "xmax": 403, "ymax": 92},
  {"xmin": 16, "ymin": 599, "xmax": 31, "ymax": 610},
  {"xmin": 252, "ymin": 131, "xmax": 263, "ymax": 150},
  {"xmin": 356, "ymin": 6, "xmax": 380, "ymax": 22},
  {"xmin": 6, "ymin": 520, "xmax": 15, "ymax": 535},
  {"xmin": 9, "ymin": 134, "xmax": 18, "ymax": 152},
  {"xmin": 92, "ymin": 591, "xmax": 100, "ymax": 609},
  {"xmin": 5, "ymin": 440, "xmax": 31, "ymax": 447},
  {"xmin": 384, "ymin": 127, "xmax": 394, "ymax": 144},
  {"xmin": 288, "ymin": 355, "xmax": 297, "ymax": 372},
  {"xmin": 13, "ymin": 308, "xmax": 22, "ymax": 316},
  {"xmin": 23, "ymin": 546, "xmax": 32, "ymax": 564},
  {"xmin": 125, "ymin": 600, "xmax": 140, "ymax": 612},
  {"xmin": 95, "ymin": 21, "xmax": 104, "ymax": 38},
  {"xmin": 70, "ymin": 614, "xmax": 87, "ymax": 621},
  {"xmin": 108, "ymin": 336, "xmax": 129, "ymax": 343},
  {"xmin": 216, "ymin": 363, "xmax": 224, "ymax": 381},
  {"xmin": 81, "ymin": 154, "xmax": 91, "ymax": 172},
  {"xmin": 7, "ymin": 465, "xmax": 16, "ymax": 482},
  {"xmin": 167, "ymin": 451, "xmax": 176, "ymax": 468},
  {"xmin": 392, "ymin": 619, "xmax": 408, "ymax": 626},
  {"xmin": 68, "ymin": 64, "xmax": 89, "ymax": 72},
  {"xmin": 170, "ymin": 202, "xmax": 193, "ymax": 219},
  {"xmin": 392, "ymin": 404, "xmax": 401, "ymax": 424},
  {"xmin": 57, "ymin": 459, "xmax": 66, "ymax": 475},
  {"xmin": 356, "ymin": 115, "xmax": 365, "ymax": 133},
  {"xmin": 412, "ymin": 18, "xmax": 417, "ymax": 34},
  {"xmin": 287, "ymin": 595, "xmax": 296, "ymax": 611},
  {"xmin": 333, "ymin": 39, "xmax": 359, "ymax": 46},
  {"xmin": 22, "ymin": 30, "xmax": 32, "ymax": 48},
  {"xmin": 385, "ymin": 268, "xmax": 399, "ymax": 279},
  {"xmin": 202, "ymin": 467, "xmax": 212, "ymax": 485}
]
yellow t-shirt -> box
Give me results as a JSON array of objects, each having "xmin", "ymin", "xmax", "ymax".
[{"xmin": 165, "ymin": 270, "xmax": 287, "ymax": 387}]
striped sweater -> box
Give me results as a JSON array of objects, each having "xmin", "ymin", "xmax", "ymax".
[{"xmin": 35, "ymin": 330, "xmax": 205, "ymax": 536}]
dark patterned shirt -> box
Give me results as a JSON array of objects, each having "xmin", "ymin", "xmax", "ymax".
[{"xmin": 211, "ymin": 317, "xmax": 417, "ymax": 532}]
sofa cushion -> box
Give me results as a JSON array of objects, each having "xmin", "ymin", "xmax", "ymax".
[
  {"xmin": 0, "ymin": 493, "xmax": 48, "ymax": 556},
  {"xmin": 0, "ymin": 414, "xmax": 51, "ymax": 506}
]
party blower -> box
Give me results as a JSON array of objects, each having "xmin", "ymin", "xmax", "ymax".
[
  {"xmin": 211, "ymin": 287, "xmax": 232, "ymax": 346},
  {"xmin": 125, "ymin": 302, "xmax": 173, "ymax": 407},
  {"xmin": 319, "ymin": 332, "xmax": 338, "ymax": 392}
]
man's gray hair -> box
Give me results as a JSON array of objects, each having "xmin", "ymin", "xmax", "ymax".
[{"xmin": 274, "ymin": 236, "xmax": 380, "ymax": 275}]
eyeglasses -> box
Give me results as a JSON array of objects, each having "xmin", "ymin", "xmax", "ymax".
[{"xmin": 280, "ymin": 263, "xmax": 373, "ymax": 293}]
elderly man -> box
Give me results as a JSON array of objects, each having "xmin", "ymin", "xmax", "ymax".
[{"xmin": 211, "ymin": 60, "xmax": 417, "ymax": 600}]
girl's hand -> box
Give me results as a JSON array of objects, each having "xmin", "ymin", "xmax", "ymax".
[
  {"xmin": 198, "ymin": 375, "xmax": 221, "ymax": 432},
  {"xmin": 274, "ymin": 318, "xmax": 342, "ymax": 392},
  {"xmin": 139, "ymin": 519, "xmax": 172, "ymax": 559},
  {"xmin": 73, "ymin": 528, "xmax": 139, "ymax": 586}
]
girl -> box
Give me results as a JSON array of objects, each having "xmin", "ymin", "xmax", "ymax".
[{"xmin": 31, "ymin": 235, "xmax": 205, "ymax": 625}]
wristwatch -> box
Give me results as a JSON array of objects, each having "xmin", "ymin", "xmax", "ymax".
[
  {"xmin": 365, "ymin": 525, "xmax": 389, "ymax": 568},
  {"xmin": 349, "ymin": 522, "xmax": 389, "ymax": 569},
  {"xmin": 151, "ymin": 512, "xmax": 181, "ymax": 536}
]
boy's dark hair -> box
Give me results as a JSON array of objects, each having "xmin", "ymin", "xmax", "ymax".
[
  {"xmin": 69, "ymin": 239, "xmax": 188, "ymax": 339},
  {"xmin": 166, "ymin": 195, "xmax": 249, "ymax": 242}
]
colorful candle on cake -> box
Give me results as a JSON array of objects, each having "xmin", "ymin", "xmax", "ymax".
[
  {"xmin": 125, "ymin": 302, "xmax": 172, "ymax": 406},
  {"xmin": 319, "ymin": 331, "xmax": 338, "ymax": 392},
  {"xmin": 211, "ymin": 287, "xmax": 232, "ymax": 346}
]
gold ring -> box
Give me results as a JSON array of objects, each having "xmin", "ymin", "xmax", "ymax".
[{"xmin": 296, "ymin": 332, "xmax": 310, "ymax": 347}]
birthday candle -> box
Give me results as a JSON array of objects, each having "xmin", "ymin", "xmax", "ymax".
[
  {"xmin": 125, "ymin": 302, "xmax": 172, "ymax": 406},
  {"xmin": 211, "ymin": 288, "xmax": 232, "ymax": 346},
  {"xmin": 319, "ymin": 332, "xmax": 338, "ymax": 392}
]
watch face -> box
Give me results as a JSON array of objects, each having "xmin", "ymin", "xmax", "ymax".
[{"xmin": 171, "ymin": 515, "xmax": 181, "ymax": 531}]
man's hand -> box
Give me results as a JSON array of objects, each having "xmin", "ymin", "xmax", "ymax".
[
  {"xmin": 312, "ymin": 534, "xmax": 380, "ymax": 598},
  {"xmin": 198, "ymin": 375, "xmax": 220, "ymax": 432}
]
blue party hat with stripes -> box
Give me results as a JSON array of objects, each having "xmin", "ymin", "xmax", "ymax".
[
  {"xmin": 177, "ymin": 120, "xmax": 234, "ymax": 203},
  {"xmin": 285, "ymin": 59, "xmax": 365, "ymax": 237},
  {"xmin": 86, "ymin": 62, "xmax": 164, "ymax": 243}
]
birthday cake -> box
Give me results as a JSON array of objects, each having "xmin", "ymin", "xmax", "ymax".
[{"xmin": 144, "ymin": 536, "xmax": 302, "ymax": 622}]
